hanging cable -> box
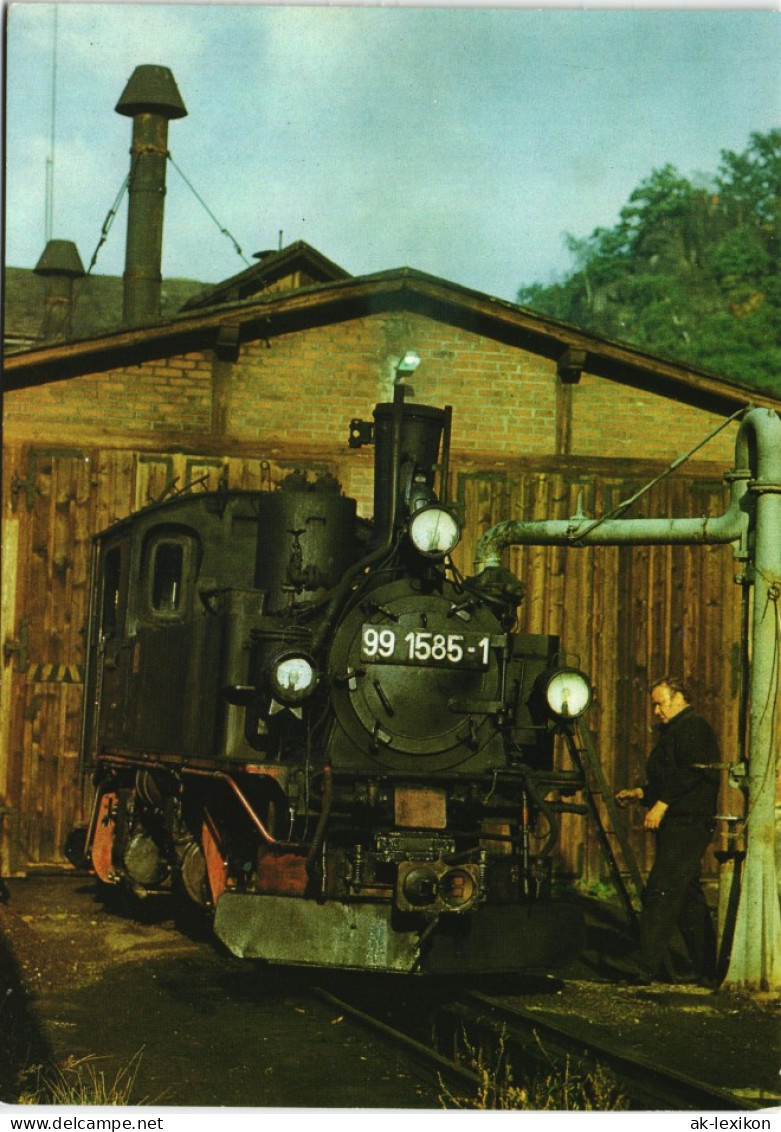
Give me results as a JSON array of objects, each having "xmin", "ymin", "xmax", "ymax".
[
  {"xmin": 68, "ymin": 161, "xmax": 134, "ymax": 318},
  {"xmin": 85, "ymin": 166, "xmax": 133, "ymax": 275},
  {"xmin": 79, "ymin": 149, "xmax": 248, "ymax": 303},
  {"xmin": 167, "ymin": 153, "xmax": 251, "ymax": 266}
]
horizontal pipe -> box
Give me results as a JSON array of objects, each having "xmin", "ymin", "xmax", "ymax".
[
  {"xmin": 475, "ymin": 477, "xmax": 749, "ymax": 567},
  {"xmin": 474, "ymin": 408, "xmax": 780, "ymax": 569}
]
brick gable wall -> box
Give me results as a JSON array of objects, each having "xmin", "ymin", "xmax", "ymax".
[{"xmin": 4, "ymin": 309, "xmax": 738, "ymax": 467}]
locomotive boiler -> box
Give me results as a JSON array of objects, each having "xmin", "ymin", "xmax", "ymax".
[{"xmin": 72, "ymin": 387, "xmax": 591, "ymax": 973}]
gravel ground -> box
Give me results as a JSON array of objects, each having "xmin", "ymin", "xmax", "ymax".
[
  {"xmin": 0, "ymin": 874, "xmax": 778, "ymax": 1110},
  {"xmin": 0, "ymin": 875, "xmax": 442, "ymax": 1108}
]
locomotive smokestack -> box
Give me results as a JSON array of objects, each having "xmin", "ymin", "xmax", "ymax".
[
  {"xmin": 34, "ymin": 238, "xmax": 85, "ymax": 341},
  {"xmin": 372, "ymin": 400, "xmax": 446, "ymax": 541},
  {"xmin": 115, "ymin": 64, "xmax": 187, "ymax": 326}
]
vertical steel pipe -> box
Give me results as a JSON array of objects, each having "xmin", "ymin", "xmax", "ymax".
[
  {"xmin": 724, "ymin": 409, "xmax": 781, "ymax": 989},
  {"xmin": 115, "ymin": 65, "xmax": 187, "ymax": 326}
]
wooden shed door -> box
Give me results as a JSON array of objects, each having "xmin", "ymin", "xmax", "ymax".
[{"xmin": 2, "ymin": 448, "xmax": 93, "ymax": 871}]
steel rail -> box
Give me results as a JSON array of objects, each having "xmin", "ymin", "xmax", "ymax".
[
  {"xmin": 456, "ymin": 990, "xmax": 774, "ymax": 1112},
  {"xmin": 311, "ymin": 986, "xmax": 481, "ymax": 1089}
]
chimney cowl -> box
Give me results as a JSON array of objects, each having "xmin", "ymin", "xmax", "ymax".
[
  {"xmin": 34, "ymin": 239, "xmax": 85, "ymax": 278},
  {"xmin": 115, "ymin": 64, "xmax": 187, "ymax": 120}
]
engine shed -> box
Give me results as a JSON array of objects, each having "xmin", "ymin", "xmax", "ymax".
[{"xmin": 3, "ymin": 70, "xmax": 779, "ymax": 919}]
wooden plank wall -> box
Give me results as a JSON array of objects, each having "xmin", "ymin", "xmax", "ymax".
[
  {"xmin": 1, "ymin": 444, "xmax": 742, "ymax": 890},
  {"xmin": 1, "ymin": 444, "xmax": 314, "ymax": 873},
  {"xmin": 455, "ymin": 462, "xmax": 742, "ymax": 890}
]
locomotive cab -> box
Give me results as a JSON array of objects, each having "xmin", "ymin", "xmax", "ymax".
[{"xmin": 83, "ymin": 492, "xmax": 262, "ymax": 765}]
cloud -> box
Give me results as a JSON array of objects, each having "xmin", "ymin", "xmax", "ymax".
[{"xmin": 6, "ymin": 5, "xmax": 779, "ymax": 301}]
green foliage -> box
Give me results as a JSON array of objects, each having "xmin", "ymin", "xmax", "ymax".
[{"xmin": 517, "ymin": 131, "xmax": 780, "ymax": 394}]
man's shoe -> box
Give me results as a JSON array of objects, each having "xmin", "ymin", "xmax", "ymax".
[
  {"xmin": 696, "ymin": 974, "xmax": 719, "ymax": 989},
  {"xmin": 625, "ymin": 971, "xmax": 653, "ymax": 986},
  {"xmin": 605, "ymin": 956, "xmax": 654, "ymax": 985}
]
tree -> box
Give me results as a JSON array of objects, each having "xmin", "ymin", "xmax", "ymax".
[{"xmin": 517, "ymin": 131, "xmax": 780, "ymax": 394}]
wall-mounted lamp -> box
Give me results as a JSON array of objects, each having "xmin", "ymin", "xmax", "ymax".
[
  {"xmin": 394, "ymin": 349, "xmax": 421, "ymax": 390},
  {"xmin": 397, "ymin": 350, "xmax": 421, "ymax": 374}
]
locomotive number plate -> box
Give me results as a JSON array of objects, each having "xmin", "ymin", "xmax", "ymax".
[{"xmin": 360, "ymin": 625, "xmax": 491, "ymax": 669}]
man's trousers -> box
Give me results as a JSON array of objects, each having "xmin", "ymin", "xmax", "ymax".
[{"xmin": 639, "ymin": 816, "xmax": 717, "ymax": 980}]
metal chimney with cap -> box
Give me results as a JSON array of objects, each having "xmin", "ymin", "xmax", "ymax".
[
  {"xmin": 115, "ymin": 65, "xmax": 187, "ymax": 326},
  {"xmin": 34, "ymin": 238, "xmax": 85, "ymax": 341}
]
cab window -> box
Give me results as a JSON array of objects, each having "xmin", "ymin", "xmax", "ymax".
[
  {"xmin": 152, "ymin": 541, "xmax": 185, "ymax": 612},
  {"xmin": 143, "ymin": 530, "xmax": 198, "ymax": 619}
]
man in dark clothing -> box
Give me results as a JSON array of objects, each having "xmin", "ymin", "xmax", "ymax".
[{"xmin": 615, "ymin": 676, "xmax": 720, "ymax": 984}]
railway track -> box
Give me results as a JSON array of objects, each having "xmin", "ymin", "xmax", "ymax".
[
  {"xmin": 313, "ymin": 986, "xmax": 483, "ymax": 1093},
  {"xmin": 448, "ymin": 991, "xmax": 772, "ymax": 1112},
  {"xmin": 313, "ymin": 983, "xmax": 774, "ymax": 1112}
]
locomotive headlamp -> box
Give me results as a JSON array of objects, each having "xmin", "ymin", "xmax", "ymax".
[
  {"xmin": 440, "ymin": 867, "xmax": 478, "ymax": 910},
  {"xmin": 408, "ymin": 505, "xmax": 460, "ymax": 559},
  {"xmin": 401, "ymin": 865, "xmax": 440, "ymax": 908},
  {"xmin": 268, "ymin": 650, "xmax": 318, "ymax": 705},
  {"xmin": 543, "ymin": 668, "xmax": 592, "ymax": 720}
]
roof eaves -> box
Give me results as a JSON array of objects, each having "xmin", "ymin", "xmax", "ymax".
[
  {"xmin": 365, "ymin": 269, "xmax": 780, "ymax": 412},
  {"xmin": 4, "ymin": 266, "xmax": 778, "ymax": 413}
]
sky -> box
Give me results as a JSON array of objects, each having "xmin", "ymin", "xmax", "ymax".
[{"xmin": 4, "ymin": 2, "xmax": 780, "ymax": 304}]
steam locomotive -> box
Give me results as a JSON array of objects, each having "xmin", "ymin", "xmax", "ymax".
[{"xmin": 72, "ymin": 388, "xmax": 591, "ymax": 973}]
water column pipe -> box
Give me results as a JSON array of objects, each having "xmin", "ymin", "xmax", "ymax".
[
  {"xmin": 474, "ymin": 407, "xmax": 781, "ymax": 991},
  {"xmin": 727, "ymin": 408, "xmax": 781, "ymax": 990}
]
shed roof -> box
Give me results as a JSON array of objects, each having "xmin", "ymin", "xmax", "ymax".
[
  {"xmin": 180, "ymin": 241, "xmax": 351, "ymax": 310},
  {"xmin": 4, "ymin": 258, "xmax": 779, "ymax": 416},
  {"xmin": 3, "ymin": 266, "xmax": 206, "ymax": 348},
  {"xmin": 3, "ymin": 240, "xmax": 347, "ymax": 350}
]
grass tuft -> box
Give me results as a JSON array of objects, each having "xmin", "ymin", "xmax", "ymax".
[
  {"xmin": 439, "ymin": 1028, "xmax": 627, "ymax": 1111},
  {"xmin": 18, "ymin": 1050, "xmax": 151, "ymax": 1106}
]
